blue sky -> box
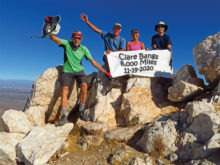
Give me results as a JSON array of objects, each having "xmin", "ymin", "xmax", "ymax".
[{"xmin": 0, "ymin": 0, "xmax": 219, "ymax": 81}]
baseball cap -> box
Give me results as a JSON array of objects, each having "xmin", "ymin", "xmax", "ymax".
[
  {"xmin": 72, "ymin": 31, "xmax": 83, "ymax": 38},
  {"xmin": 114, "ymin": 23, "xmax": 122, "ymax": 28}
]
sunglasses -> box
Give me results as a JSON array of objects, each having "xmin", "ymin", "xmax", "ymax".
[
  {"xmin": 157, "ymin": 26, "xmax": 164, "ymax": 29},
  {"xmin": 114, "ymin": 27, "xmax": 121, "ymax": 30},
  {"xmin": 73, "ymin": 37, "xmax": 82, "ymax": 40}
]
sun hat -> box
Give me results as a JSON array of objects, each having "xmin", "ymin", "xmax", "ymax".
[
  {"xmin": 114, "ymin": 23, "xmax": 122, "ymax": 28},
  {"xmin": 72, "ymin": 31, "xmax": 83, "ymax": 38},
  {"xmin": 155, "ymin": 21, "xmax": 168, "ymax": 32}
]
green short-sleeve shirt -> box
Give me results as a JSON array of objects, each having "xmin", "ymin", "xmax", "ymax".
[{"xmin": 60, "ymin": 39, "xmax": 93, "ymax": 73}]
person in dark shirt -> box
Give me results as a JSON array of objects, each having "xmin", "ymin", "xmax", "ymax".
[{"xmin": 151, "ymin": 21, "xmax": 172, "ymax": 67}]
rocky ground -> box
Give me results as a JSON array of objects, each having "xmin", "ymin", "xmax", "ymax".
[
  {"xmin": 50, "ymin": 126, "xmax": 153, "ymax": 165},
  {"xmin": 49, "ymin": 101, "xmax": 220, "ymax": 165},
  {"xmin": 1, "ymin": 32, "xmax": 220, "ymax": 165}
]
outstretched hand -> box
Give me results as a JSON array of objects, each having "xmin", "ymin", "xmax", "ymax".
[
  {"xmin": 80, "ymin": 13, "xmax": 88, "ymax": 22},
  {"xmin": 105, "ymin": 72, "xmax": 112, "ymax": 77}
]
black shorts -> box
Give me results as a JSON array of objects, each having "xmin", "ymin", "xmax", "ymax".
[{"xmin": 61, "ymin": 71, "xmax": 87, "ymax": 87}]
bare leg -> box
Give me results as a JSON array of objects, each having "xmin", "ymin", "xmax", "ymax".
[
  {"xmin": 58, "ymin": 86, "xmax": 69, "ymax": 126},
  {"xmin": 61, "ymin": 86, "xmax": 69, "ymax": 110},
  {"xmin": 80, "ymin": 83, "xmax": 87, "ymax": 104}
]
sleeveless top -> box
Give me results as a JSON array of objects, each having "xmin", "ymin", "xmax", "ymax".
[{"xmin": 129, "ymin": 41, "xmax": 142, "ymax": 50}]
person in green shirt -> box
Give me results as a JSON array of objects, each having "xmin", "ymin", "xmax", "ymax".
[{"xmin": 49, "ymin": 31, "xmax": 111, "ymax": 125}]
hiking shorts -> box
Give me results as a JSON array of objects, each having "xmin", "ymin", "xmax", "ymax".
[{"xmin": 61, "ymin": 71, "xmax": 87, "ymax": 87}]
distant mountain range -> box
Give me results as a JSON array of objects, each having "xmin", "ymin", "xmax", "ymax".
[
  {"xmin": 0, "ymin": 79, "xmax": 33, "ymax": 95},
  {"xmin": 0, "ymin": 79, "xmax": 33, "ymax": 88},
  {"xmin": 0, "ymin": 79, "xmax": 33, "ymax": 111}
]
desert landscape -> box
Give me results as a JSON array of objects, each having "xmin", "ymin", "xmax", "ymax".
[{"xmin": 0, "ymin": 80, "xmax": 32, "ymax": 132}]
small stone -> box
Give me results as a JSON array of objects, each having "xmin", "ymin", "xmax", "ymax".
[
  {"xmin": 156, "ymin": 159, "xmax": 164, "ymax": 165},
  {"xmin": 169, "ymin": 153, "xmax": 178, "ymax": 162},
  {"xmin": 129, "ymin": 157, "xmax": 146, "ymax": 165},
  {"xmin": 108, "ymin": 151, "xmax": 129, "ymax": 164}
]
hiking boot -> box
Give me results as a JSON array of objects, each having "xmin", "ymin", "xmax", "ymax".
[
  {"xmin": 79, "ymin": 110, "xmax": 90, "ymax": 122},
  {"xmin": 58, "ymin": 115, "xmax": 68, "ymax": 126},
  {"xmin": 109, "ymin": 78, "xmax": 120, "ymax": 88}
]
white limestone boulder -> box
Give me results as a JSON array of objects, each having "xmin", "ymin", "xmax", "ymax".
[
  {"xmin": 172, "ymin": 65, "xmax": 205, "ymax": 88},
  {"xmin": 2, "ymin": 109, "xmax": 33, "ymax": 134},
  {"xmin": 25, "ymin": 106, "xmax": 45, "ymax": 126},
  {"xmin": 193, "ymin": 32, "xmax": 220, "ymax": 84},
  {"xmin": 26, "ymin": 66, "xmax": 79, "ymax": 123},
  {"xmin": 119, "ymin": 77, "xmax": 171, "ymax": 126},
  {"xmin": 168, "ymin": 81, "xmax": 203, "ymax": 102},
  {"xmin": 16, "ymin": 123, "xmax": 73, "ymax": 165},
  {"xmin": 137, "ymin": 120, "xmax": 178, "ymax": 156},
  {"xmin": 185, "ymin": 101, "xmax": 220, "ymax": 142},
  {"xmin": 0, "ymin": 132, "xmax": 25, "ymax": 165},
  {"xmin": 86, "ymin": 70, "xmax": 125, "ymax": 129}
]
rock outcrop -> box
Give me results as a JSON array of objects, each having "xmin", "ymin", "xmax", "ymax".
[
  {"xmin": 193, "ymin": 32, "xmax": 220, "ymax": 84},
  {"xmin": 119, "ymin": 77, "xmax": 167, "ymax": 125},
  {"xmin": 168, "ymin": 80, "xmax": 203, "ymax": 102},
  {"xmin": 168, "ymin": 65, "xmax": 205, "ymax": 102},
  {"xmin": 0, "ymin": 133, "xmax": 25, "ymax": 165},
  {"xmin": 25, "ymin": 66, "xmax": 79, "ymax": 123},
  {"xmin": 1, "ymin": 31, "xmax": 220, "ymax": 165},
  {"xmin": 16, "ymin": 123, "xmax": 73, "ymax": 165},
  {"xmin": 137, "ymin": 120, "xmax": 178, "ymax": 156},
  {"xmin": 22, "ymin": 64, "xmax": 177, "ymax": 129},
  {"xmin": 2, "ymin": 109, "xmax": 33, "ymax": 134}
]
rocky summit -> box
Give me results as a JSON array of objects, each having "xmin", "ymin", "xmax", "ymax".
[{"xmin": 0, "ymin": 32, "xmax": 220, "ymax": 165}]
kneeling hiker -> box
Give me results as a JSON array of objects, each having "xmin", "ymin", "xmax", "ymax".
[{"xmin": 49, "ymin": 31, "xmax": 111, "ymax": 125}]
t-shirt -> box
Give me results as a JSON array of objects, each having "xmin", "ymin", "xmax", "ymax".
[
  {"xmin": 60, "ymin": 39, "xmax": 92, "ymax": 73},
  {"xmin": 151, "ymin": 34, "xmax": 172, "ymax": 49},
  {"xmin": 101, "ymin": 31, "xmax": 126, "ymax": 51}
]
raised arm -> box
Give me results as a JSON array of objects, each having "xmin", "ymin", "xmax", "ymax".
[
  {"xmin": 80, "ymin": 13, "xmax": 102, "ymax": 35},
  {"xmin": 49, "ymin": 34, "xmax": 61, "ymax": 45}
]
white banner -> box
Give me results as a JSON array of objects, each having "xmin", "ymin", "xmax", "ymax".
[{"xmin": 106, "ymin": 50, "xmax": 173, "ymax": 78}]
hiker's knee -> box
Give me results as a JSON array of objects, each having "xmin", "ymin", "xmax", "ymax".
[
  {"xmin": 80, "ymin": 83, "xmax": 87, "ymax": 92},
  {"xmin": 62, "ymin": 86, "xmax": 69, "ymax": 97}
]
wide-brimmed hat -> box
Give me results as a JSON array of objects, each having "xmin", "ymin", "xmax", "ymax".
[{"xmin": 155, "ymin": 21, "xmax": 168, "ymax": 32}]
